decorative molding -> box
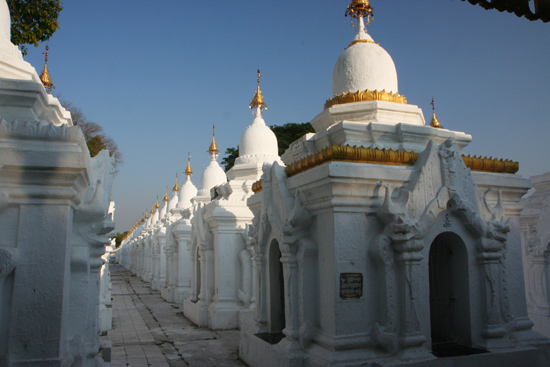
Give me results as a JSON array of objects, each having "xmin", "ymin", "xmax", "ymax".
[
  {"xmin": 463, "ymin": 155, "xmax": 519, "ymax": 174},
  {"xmin": 0, "ymin": 119, "xmax": 82, "ymax": 142},
  {"xmin": 324, "ymin": 89, "xmax": 407, "ymax": 110},
  {"xmin": 284, "ymin": 144, "xmax": 519, "ymax": 178},
  {"xmin": 285, "ymin": 144, "xmax": 418, "ymax": 177}
]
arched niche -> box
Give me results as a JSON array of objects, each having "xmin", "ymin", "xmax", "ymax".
[
  {"xmin": 545, "ymin": 240, "xmax": 550, "ymax": 305},
  {"xmin": 429, "ymin": 231, "xmax": 473, "ymax": 355},
  {"xmin": 194, "ymin": 245, "xmax": 201, "ymax": 303},
  {"xmin": 0, "ymin": 269, "xmax": 15, "ymax": 358},
  {"xmin": 267, "ymin": 238, "xmax": 285, "ymax": 336}
]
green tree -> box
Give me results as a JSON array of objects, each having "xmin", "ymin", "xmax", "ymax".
[
  {"xmin": 115, "ymin": 231, "xmax": 128, "ymax": 248},
  {"xmin": 221, "ymin": 146, "xmax": 239, "ymax": 172},
  {"xmin": 270, "ymin": 122, "xmax": 315, "ymax": 156},
  {"xmin": 7, "ymin": 0, "xmax": 63, "ymax": 56},
  {"xmin": 60, "ymin": 99, "xmax": 124, "ymax": 172},
  {"xmin": 221, "ymin": 122, "xmax": 315, "ymax": 172}
]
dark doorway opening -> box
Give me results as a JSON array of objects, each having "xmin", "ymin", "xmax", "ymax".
[
  {"xmin": 256, "ymin": 239, "xmax": 285, "ymax": 345},
  {"xmin": 429, "ymin": 232, "xmax": 485, "ymax": 358}
]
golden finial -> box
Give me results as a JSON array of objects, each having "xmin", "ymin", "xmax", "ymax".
[
  {"xmin": 208, "ymin": 125, "xmax": 220, "ymax": 158},
  {"xmin": 430, "ymin": 97, "xmax": 443, "ymax": 129},
  {"xmin": 145, "ymin": 211, "xmax": 149, "ymax": 219},
  {"xmin": 185, "ymin": 152, "xmax": 193, "ymax": 176},
  {"xmin": 346, "ymin": 0, "xmax": 374, "ymax": 25},
  {"xmin": 249, "ymin": 68, "xmax": 267, "ymax": 114},
  {"xmin": 155, "ymin": 196, "xmax": 160, "ymax": 209},
  {"xmin": 173, "ymin": 173, "xmax": 179, "ymax": 192},
  {"xmin": 163, "ymin": 186, "xmax": 169, "ymax": 202},
  {"xmin": 40, "ymin": 45, "xmax": 55, "ymax": 93}
]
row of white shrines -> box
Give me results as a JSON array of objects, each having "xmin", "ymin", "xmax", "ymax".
[
  {"xmin": 115, "ymin": 6, "xmax": 550, "ymax": 367},
  {"xmin": 1, "ymin": 0, "xmax": 550, "ymax": 365}
]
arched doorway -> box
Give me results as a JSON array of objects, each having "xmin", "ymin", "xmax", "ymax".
[
  {"xmin": 263, "ymin": 239, "xmax": 285, "ymax": 344},
  {"xmin": 429, "ymin": 232, "xmax": 473, "ymax": 356},
  {"xmin": 194, "ymin": 246, "xmax": 201, "ymax": 302},
  {"xmin": 545, "ymin": 241, "xmax": 550, "ymax": 305}
]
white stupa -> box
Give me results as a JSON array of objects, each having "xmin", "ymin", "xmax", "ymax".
[
  {"xmin": 0, "ymin": 0, "xmax": 71, "ymax": 125},
  {"xmin": 228, "ymin": 69, "xmax": 282, "ymax": 181},
  {"xmin": 166, "ymin": 175, "xmax": 179, "ymax": 217},
  {"xmin": 280, "ymin": 0, "xmax": 471, "ymax": 164},
  {"xmin": 332, "ymin": 12, "xmax": 398, "ymax": 96},
  {"xmin": 177, "ymin": 154, "xmax": 198, "ymax": 210},
  {"xmin": 196, "ymin": 126, "xmax": 227, "ymax": 200},
  {"xmin": 241, "ymin": 2, "xmax": 549, "ymax": 367}
]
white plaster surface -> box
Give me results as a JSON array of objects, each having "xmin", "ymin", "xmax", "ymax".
[
  {"xmin": 521, "ymin": 172, "xmax": 550, "ymax": 338},
  {"xmin": 332, "ymin": 19, "xmax": 398, "ymax": 96}
]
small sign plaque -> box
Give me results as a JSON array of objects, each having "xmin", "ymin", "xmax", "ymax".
[{"xmin": 339, "ymin": 273, "xmax": 363, "ymax": 299}]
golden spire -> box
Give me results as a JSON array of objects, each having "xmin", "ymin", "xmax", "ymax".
[
  {"xmin": 145, "ymin": 211, "xmax": 149, "ymax": 219},
  {"xmin": 430, "ymin": 97, "xmax": 443, "ymax": 129},
  {"xmin": 249, "ymin": 68, "xmax": 267, "ymax": 114},
  {"xmin": 185, "ymin": 152, "xmax": 193, "ymax": 176},
  {"xmin": 155, "ymin": 196, "xmax": 160, "ymax": 209},
  {"xmin": 40, "ymin": 45, "xmax": 55, "ymax": 93},
  {"xmin": 346, "ymin": 0, "xmax": 374, "ymax": 25},
  {"xmin": 208, "ymin": 125, "xmax": 220, "ymax": 159},
  {"xmin": 163, "ymin": 187, "xmax": 169, "ymax": 202},
  {"xmin": 173, "ymin": 173, "xmax": 179, "ymax": 192},
  {"xmin": 150, "ymin": 203, "xmax": 155, "ymax": 214}
]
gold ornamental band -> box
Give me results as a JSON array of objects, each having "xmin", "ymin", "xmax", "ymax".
[
  {"xmin": 250, "ymin": 144, "xmax": 519, "ymax": 193},
  {"xmin": 324, "ymin": 89, "xmax": 407, "ymax": 110}
]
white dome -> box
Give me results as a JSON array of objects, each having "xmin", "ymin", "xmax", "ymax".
[
  {"xmin": 332, "ymin": 31, "xmax": 398, "ymax": 96},
  {"xmin": 178, "ymin": 176, "xmax": 198, "ymax": 209},
  {"xmin": 198, "ymin": 159, "xmax": 227, "ymax": 197},
  {"xmin": 159, "ymin": 201, "xmax": 167, "ymax": 220},
  {"xmin": 167, "ymin": 191, "xmax": 178, "ymax": 213},
  {"xmin": 237, "ymin": 113, "xmax": 279, "ymax": 164}
]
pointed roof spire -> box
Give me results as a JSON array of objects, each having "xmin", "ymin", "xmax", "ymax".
[
  {"xmin": 249, "ymin": 68, "xmax": 267, "ymax": 115},
  {"xmin": 208, "ymin": 125, "xmax": 220, "ymax": 159},
  {"xmin": 430, "ymin": 97, "xmax": 443, "ymax": 129},
  {"xmin": 155, "ymin": 196, "xmax": 160, "ymax": 208},
  {"xmin": 163, "ymin": 186, "xmax": 169, "ymax": 202},
  {"xmin": 185, "ymin": 152, "xmax": 193, "ymax": 177},
  {"xmin": 40, "ymin": 45, "xmax": 55, "ymax": 93},
  {"xmin": 173, "ymin": 173, "xmax": 179, "ymax": 192}
]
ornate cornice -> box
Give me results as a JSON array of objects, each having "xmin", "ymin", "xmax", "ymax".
[
  {"xmin": 324, "ymin": 89, "xmax": 407, "ymax": 110},
  {"xmin": 284, "ymin": 144, "xmax": 519, "ymax": 178},
  {"xmin": 0, "ymin": 119, "xmax": 81, "ymax": 142},
  {"xmin": 463, "ymin": 155, "xmax": 519, "ymax": 174}
]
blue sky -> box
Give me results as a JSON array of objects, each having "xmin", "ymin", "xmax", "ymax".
[{"xmin": 22, "ymin": 0, "xmax": 550, "ymax": 232}]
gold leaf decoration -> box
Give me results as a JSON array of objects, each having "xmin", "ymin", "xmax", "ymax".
[
  {"xmin": 283, "ymin": 144, "xmax": 519, "ymax": 178},
  {"xmin": 324, "ymin": 89, "xmax": 407, "ymax": 110},
  {"xmin": 251, "ymin": 179, "xmax": 263, "ymax": 193}
]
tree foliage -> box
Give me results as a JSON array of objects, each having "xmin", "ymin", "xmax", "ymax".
[
  {"xmin": 221, "ymin": 146, "xmax": 239, "ymax": 172},
  {"xmin": 271, "ymin": 122, "xmax": 315, "ymax": 156},
  {"xmin": 7, "ymin": 0, "xmax": 63, "ymax": 56},
  {"xmin": 221, "ymin": 122, "xmax": 315, "ymax": 172},
  {"xmin": 115, "ymin": 232, "xmax": 128, "ymax": 248},
  {"xmin": 60, "ymin": 99, "xmax": 123, "ymax": 172}
]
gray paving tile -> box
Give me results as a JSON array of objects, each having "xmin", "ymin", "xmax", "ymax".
[{"xmin": 107, "ymin": 265, "xmax": 247, "ymax": 366}]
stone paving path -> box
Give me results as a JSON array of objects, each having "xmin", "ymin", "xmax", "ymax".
[{"xmin": 107, "ymin": 265, "xmax": 248, "ymax": 367}]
